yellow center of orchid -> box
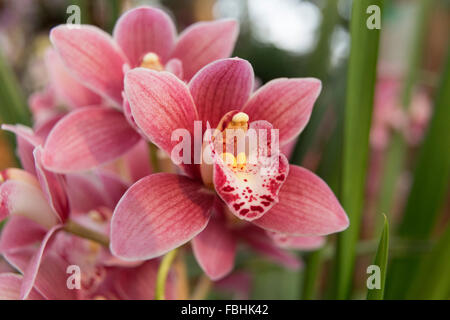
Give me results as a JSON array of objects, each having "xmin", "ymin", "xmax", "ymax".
[
  {"xmin": 140, "ymin": 52, "xmax": 164, "ymax": 71},
  {"xmin": 222, "ymin": 151, "xmax": 247, "ymax": 170},
  {"xmin": 227, "ymin": 112, "xmax": 249, "ymax": 131},
  {"xmin": 222, "ymin": 112, "xmax": 250, "ymax": 170}
]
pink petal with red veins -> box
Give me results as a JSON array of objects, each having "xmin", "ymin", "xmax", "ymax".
[
  {"xmin": 42, "ymin": 106, "xmax": 141, "ymax": 173},
  {"xmin": 122, "ymin": 139, "xmax": 153, "ymax": 183},
  {"xmin": 114, "ymin": 260, "xmax": 176, "ymax": 300},
  {"xmin": 238, "ymin": 226, "xmax": 302, "ymax": 270},
  {"xmin": 280, "ymin": 138, "xmax": 297, "ymax": 160},
  {"xmin": 268, "ymin": 232, "xmax": 325, "ymax": 250},
  {"xmin": 34, "ymin": 114, "xmax": 65, "ymax": 141},
  {"xmin": 50, "ymin": 25, "xmax": 128, "ymax": 107},
  {"xmin": 0, "ymin": 215, "xmax": 47, "ymax": 254},
  {"xmin": 171, "ymin": 19, "xmax": 239, "ymax": 81},
  {"xmin": 34, "ymin": 147, "xmax": 69, "ymax": 223},
  {"xmin": 165, "ymin": 58, "xmax": 183, "ymax": 79},
  {"xmin": 0, "ymin": 273, "xmax": 44, "ymax": 300},
  {"xmin": 0, "ymin": 180, "xmax": 59, "ymax": 228},
  {"xmin": 253, "ymin": 165, "xmax": 349, "ymax": 236},
  {"xmin": 2, "ymin": 124, "xmax": 42, "ymax": 175},
  {"xmin": 189, "ymin": 58, "xmax": 254, "ymax": 129},
  {"xmin": 124, "ymin": 69, "xmax": 199, "ymax": 177},
  {"xmin": 6, "ymin": 247, "xmax": 78, "ymax": 300},
  {"xmin": 20, "ymin": 225, "xmax": 62, "ymax": 299},
  {"xmin": 113, "ymin": 6, "xmax": 176, "ymax": 67},
  {"xmin": 45, "ymin": 49, "xmax": 102, "ymax": 108},
  {"xmin": 192, "ymin": 213, "xmax": 236, "ymax": 280},
  {"xmin": 65, "ymin": 171, "xmax": 127, "ymax": 213},
  {"xmin": 28, "ymin": 86, "xmax": 59, "ymax": 126},
  {"xmin": 110, "ymin": 173, "xmax": 214, "ymax": 260},
  {"xmin": 242, "ymin": 78, "xmax": 322, "ymax": 146}
]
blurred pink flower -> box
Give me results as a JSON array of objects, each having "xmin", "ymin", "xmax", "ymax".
[
  {"xmin": 109, "ymin": 57, "xmax": 348, "ymax": 280},
  {"xmin": 0, "ymin": 165, "xmax": 173, "ymax": 300},
  {"xmin": 370, "ymin": 77, "xmax": 431, "ymax": 151}
]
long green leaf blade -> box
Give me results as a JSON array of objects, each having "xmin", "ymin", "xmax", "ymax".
[
  {"xmin": 367, "ymin": 214, "xmax": 389, "ymax": 300},
  {"xmin": 407, "ymin": 226, "xmax": 450, "ymax": 299},
  {"xmin": 333, "ymin": 0, "xmax": 384, "ymax": 299},
  {"xmin": 386, "ymin": 45, "xmax": 450, "ymax": 299},
  {"xmin": 0, "ymin": 50, "xmax": 30, "ymax": 127}
]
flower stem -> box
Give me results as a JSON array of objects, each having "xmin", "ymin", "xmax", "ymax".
[
  {"xmin": 63, "ymin": 220, "xmax": 110, "ymax": 247},
  {"xmin": 155, "ymin": 249, "xmax": 178, "ymax": 300}
]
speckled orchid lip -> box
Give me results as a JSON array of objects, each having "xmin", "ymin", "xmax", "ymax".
[{"xmin": 199, "ymin": 110, "xmax": 288, "ymax": 221}]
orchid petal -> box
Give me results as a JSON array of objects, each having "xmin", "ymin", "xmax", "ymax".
[
  {"xmin": 34, "ymin": 147, "xmax": 69, "ymax": 222},
  {"xmin": 20, "ymin": 225, "xmax": 62, "ymax": 300},
  {"xmin": 171, "ymin": 19, "xmax": 239, "ymax": 80},
  {"xmin": 113, "ymin": 6, "xmax": 176, "ymax": 67},
  {"xmin": 124, "ymin": 69, "xmax": 199, "ymax": 177},
  {"xmin": 192, "ymin": 213, "xmax": 236, "ymax": 280},
  {"xmin": 2, "ymin": 124, "xmax": 43, "ymax": 175},
  {"xmin": 242, "ymin": 78, "xmax": 321, "ymax": 145},
  {"xmin": 42, "ymin": 106, "xmax": 140, "ymax": 173},
  {"xmin": 239, "ymin": 226, "xmax": 301, "ymax": 270},
  {"xmin": 50, "ymin": 25, "xmax": 128, "ymax": 106},
  {"xmin": 111, "ymin": 173, "xmax": 214, "ymax": 260},
  {"xmin": 268, "ymin": 232, "xmax": 326, "ymax": 250},
  {"xmin": 65, "ymin": 171, "xmax": 127, "ymax": 213},
  {"xmin": 189, "ymin": 58, "xmax": 254, "ymax": 129},
  {"xmin": 0, "ymin": 180, "xmax": 59, "ymax": 228},
  {"xmin": 0, "ymin": 273, "xmax": 44, "ymax": 300},
  {"xmin": 165, "ymin": 58, "xmax": 184, "ymax": 79},
  {"xmin": 114, "ymin": 260, "xmax": 175, "ymax": 300},
  {"xmin": 0, "ymin": 215, "xmax": 47, "ymax": 254},
  {"xmin": 253, "ymin": 165, "xmax": 349, "ymax": 236},
  {"xmin": 45, "ymin": 49, "xmax": 102, "ymax": 108}
]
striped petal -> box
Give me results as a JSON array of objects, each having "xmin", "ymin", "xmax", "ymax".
[{"xmin": 110, "ymin": 173, "xmax": 215, "ymax": 260}]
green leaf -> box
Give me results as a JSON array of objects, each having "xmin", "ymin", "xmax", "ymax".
[
  {"xmin": 106, "ymin": 0, "xmax": 122, "ymax": 32},
  {"xmin": 333, "ymin": 0, "xmax": 384, "ymax": 299},
  {"xmin": 301, "ymin": 249, "xmax": 323, "ymax": 300},
  {"xmin": 407, "ymin": 226, "xmax": 450, "ymax": 299},
  {"xmin": 386, "ymin": 46, "xmax": 450, "ymax": 299},
  {"xmin": 0, "ymin": 50, "xmax": 30, "ymax": 127},
  {"xmin": 367, "ymin": 214, "xmax": 389, "ymax": 300},
  {"xmin": 374, "ymin": 0, "xmax": 433, "ymax": 235}
]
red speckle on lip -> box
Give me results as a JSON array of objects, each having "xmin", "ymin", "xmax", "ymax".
[
  {"xmin": 250, "ymin": 205, "xmax": 264, "ymax": 213},
  {"xmin": 243, "ymin": 179, "xmax": 248, "ymax": 182},
  {"xmin": 233, "ymin": 202, "xmax": 245, "ymax": 211},
  {"xmin": 260, "ymin": 195, "xmax": 274, "ymax": 202},
  {"xmin": 261, "ymin": 201, "xmax": 270, "ymax": 207},
  {"xmin": 223, "ymin": 186, "xmax": 235, "ymax": 192},
  {"xmin": 240, "ymin": 209, "xmax": 249, "ymax": 216},
  {"xmin": 276, "ymin": 174, "xmax": 285, "ymax": 181},
  {"xmin": 268, "ymin": 179, "xmax": 280, "ymax": 194}
]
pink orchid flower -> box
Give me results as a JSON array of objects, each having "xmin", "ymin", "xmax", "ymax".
[
  {"xmin": 0, "ymin": 163, "xmax": 175, "ymax": 300},
  {"xmin": 0, "ymin": 140, "xmax": 139, "ymax": 299},
  {"xmin": 0, "ymin": 215, "xmax": 175, "ymax": 300},
  {"xmin": 110, "ymin": 57, "xmax": 349, "ymax": 280},
  {"xmin": 40, "ymin": 6, "xmax": 239, "ymax": 173}
]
